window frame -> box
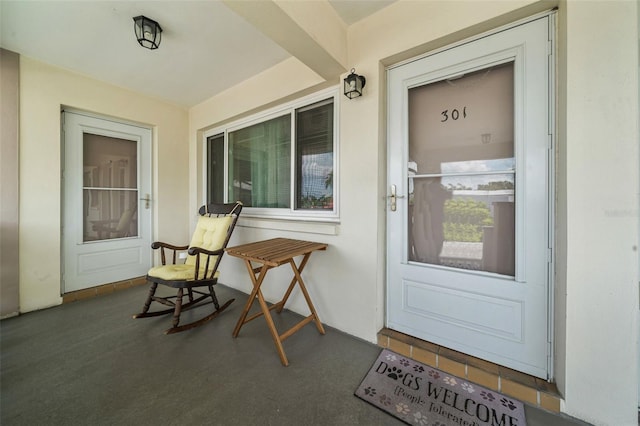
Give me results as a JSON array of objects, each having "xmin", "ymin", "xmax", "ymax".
[{"xmin": 202, "ymin": 87, "xmax": 339, "ymax": 222}]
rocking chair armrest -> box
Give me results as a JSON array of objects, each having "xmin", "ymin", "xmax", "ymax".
[
  {"xmin": 187, "ymin": 247, "xmax": 225, "ymax": 257},
  {"xmin": 151, "ymin": 241, "xmax": 189, "ymax": 251}
]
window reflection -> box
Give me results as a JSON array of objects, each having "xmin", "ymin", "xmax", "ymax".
[{"xmin": 409, "ymin": 172, "xmax": 515, "ymax": 275}]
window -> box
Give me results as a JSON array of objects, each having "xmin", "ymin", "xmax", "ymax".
[
  {"xmin": 207, "ymin": 133, "xmax": 224, "ymax": 204},
  {"xmin": 205, "ymin": 93, "xmax": 337, "ymax": 220},
  {"xmin": 295, "ymin": 100, "xmax": 334, "ymax": 210},
  {"xmin": 229, "ymin": 114, "xmax": 292, "ymax": 208}
]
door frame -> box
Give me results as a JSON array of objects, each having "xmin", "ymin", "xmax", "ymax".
[
  {"xmin": 384, "ymin": 11, "xmax": 556, "ymax": 379},
  {"xmin": 61, "ymin": 108, "xmax": 153, "ymax": 293}
]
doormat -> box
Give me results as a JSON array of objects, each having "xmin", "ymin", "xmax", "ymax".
[{"xmin": 355, "ymin": 349, "xmax": 527, "ymax": 426}]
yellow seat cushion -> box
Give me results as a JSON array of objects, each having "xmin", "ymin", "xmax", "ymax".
[
  {"xmin": 148, "ymin": 264, "xmax": 220, "ymax": 281},
  {"xmin": 148, "ymin": 215, "xmax": 233, "ymax": 281}
]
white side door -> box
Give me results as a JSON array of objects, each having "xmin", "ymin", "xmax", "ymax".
[
  {"xmin": 63, "ymin": 111, "xmax": 152, "ymax": 293},
  {"xmin": 387, "ymin": 16, "xmax": 552, "ymax": 379}
]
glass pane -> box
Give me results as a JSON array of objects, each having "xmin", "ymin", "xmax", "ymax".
[
  {"xmin": 408, "ymin": 62, "xmax": 515, "ymax": 276},
  {"xmin": 295, "ymin": 99, "xmax": 334, "ymax": 210},
  {"xmin": 228, "ymin": 115, "xmax": 291, "ymax": 208},
  {"xmin": 207, "ymin": 133, "xmax": 225, "ymax": 204},
  {"xmin": 83, "ymin": 134, "xmax": 137, "ymax": 188},
  {"xmin": 82, "ymin": 133, "xmax": 138, "ymax": 242},
  {"xmin": 408, "ymin": 62, "xmax": 514, "ymax": 175},
  {"xmin": 83, "ymin": 190, "xmax": 138, "ymax": 241}
]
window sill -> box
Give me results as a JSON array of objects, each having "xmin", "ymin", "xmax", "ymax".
[{"xmin": 237, "ymin": 216, "xmax": 339, "ymax": 236}]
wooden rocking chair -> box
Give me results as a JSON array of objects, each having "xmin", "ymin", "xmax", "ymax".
[{"xmin": 133, "ymin": 201, "xmax": 242, "ymax": 334}]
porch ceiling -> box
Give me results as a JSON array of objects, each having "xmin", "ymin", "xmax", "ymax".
[{"xmin": 0, "ymin": 0, "xmax": 394, "ymax": 108}]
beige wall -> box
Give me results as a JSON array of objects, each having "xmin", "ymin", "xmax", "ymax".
[
  {"xmin": 560, "ymin": 1, "xmax": 639, "ymax": 423},
  {"xmin": 19, "ymin": 57, "xmax": 189, "ymax": 312}
]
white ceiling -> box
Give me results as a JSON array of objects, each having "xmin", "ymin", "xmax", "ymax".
[{"xmin": 0, "ymin": 1, "xmax": 394, "ymax": 108}]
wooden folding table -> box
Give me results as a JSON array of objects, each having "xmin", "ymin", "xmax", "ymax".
[{"xmin": 226, "ymin": 238, "xmax": 327, "ymax": 366}]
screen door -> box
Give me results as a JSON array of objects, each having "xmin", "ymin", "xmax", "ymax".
[
  {"xmin": 387, "ymin": 16, "xmax": 553, "ymax": 379},
  {"xmin": 63, "ymin": 111, "xmax": 152, "ymax": 293}
]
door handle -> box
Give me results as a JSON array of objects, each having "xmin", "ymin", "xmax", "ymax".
[
  {"xmin": 387, "ymin": 184, "xmax": 405, "ymax": 212},
  {"xmin": 140, "ymin": 194, "xmax": 151, "ymax": 209}
]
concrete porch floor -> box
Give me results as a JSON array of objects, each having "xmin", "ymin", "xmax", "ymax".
[{"xmin": 1, "ymin": 283, "xmax": 592, "ymax": 425}]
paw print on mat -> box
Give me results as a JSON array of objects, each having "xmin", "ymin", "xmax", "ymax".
[
  {"xmin": 413, "ymin": 365, "xmax": 425, "ymax": 373},
  {"xmin": 395, "ymin": 402, "xmax": 410, "ymax": 415},
  {"xmin": 400, "ymin": 358, "xmax": 410, "ymax": 367},
  {"xmin": 363, "ymin": 386, "xmax": 376, "ymax": 397},
  {"xmin": 379, "ymin": 394, "xmax": 392, "ymax": 407},
  {"xmin": 387, "ymin": 366, "xmax": 404, "ymax": 380},
  {"xmin": 386, "ymin": 353, "xmax": 398, "ymax": 362},
  {"xmin": 500, "ymin": 397, "xmax": 518, "ymax": 411},
  {"xmin": 480, "ymin": 390, "xmax": 495, "ymax": 402},
  {"xmin": 412, "ymin": 411, "xmax": 429, "ymax": 425},
  {"xmin": 461, "ymin": 382, "xmax": 475, "ymax": 393},
  {"xmin": 428, "ymin": 370, "xmax": 440, "ymax": 380},
  {"xmin": 443, "ymin": 376, "xmax": 457, "ymax": 386}
]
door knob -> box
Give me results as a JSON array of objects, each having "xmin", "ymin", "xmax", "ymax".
[
  {"xmin": 140, "ymin": 194, "xmax": 151, "ymax": 209},
  {"xmin": 387, "ymin": 184, "xmax": 405, "ymax": 212}
]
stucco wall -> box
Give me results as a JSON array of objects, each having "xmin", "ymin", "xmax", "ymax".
[
  {"xmin": 189, "ymin": 57, "xmax": 378, "ymax": 341},
  {"xmin": 19, "ymin": 57, "xmax": 189, "ymax": 312},
  {"xmin": 561, "ymin": 1, "xmax": 639, "ymax": 424}
]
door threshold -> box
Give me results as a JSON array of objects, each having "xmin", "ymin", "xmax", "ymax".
[
  {"xmin": 377, "ymin": 328, "xmax": 561, "ymax": 413},
  {"xmin": 62, "ymin": 276, "xmax": 147, "ymax": 303}
]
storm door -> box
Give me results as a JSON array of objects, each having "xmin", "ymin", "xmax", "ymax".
[
  {"xmin": 387, "ymin": 16, "xmax": 553, "ymax": 378},
  {"xmin": 62, "ymin": 111, "xmax": 152, "ymax": 293}
]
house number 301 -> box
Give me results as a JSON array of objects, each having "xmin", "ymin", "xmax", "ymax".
[{"xmin": 440, "ymin": 107, "xmax": 467, "ymax": 122}]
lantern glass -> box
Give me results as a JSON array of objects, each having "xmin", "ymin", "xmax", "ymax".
[
  {"xmin": 343, "ymin": 70, "xmax": 365, "ymax": 99},
  {"xmin": 133, "ymin": 16, "xmax": 162, "ymax": 50}
]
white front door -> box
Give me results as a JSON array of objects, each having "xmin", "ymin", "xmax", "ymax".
[
  {"xmin": 62, "ymin": 111, "xmax": 152, "ymax": 293},
  {"xmin": 387, "ymin": 16, "xmax": 553, "ymax": 379}
]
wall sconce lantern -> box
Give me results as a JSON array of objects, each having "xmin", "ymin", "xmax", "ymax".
[
  {"xmin": 133, "ymin": 16, "xmax": 162, "ymax": 50},
  {"xmin": 343, "ymin": 68, "xmax": 366, "ymax": 99}
]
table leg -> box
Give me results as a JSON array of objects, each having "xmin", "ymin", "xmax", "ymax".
[
  {"xmin": 275, "ymin": 253, "xmax": 311, "ymax": 313},
  {"xmin": 256, "ymin": 285, "xmax": 289, "ymax": 366},
  {"xmin": 288, "ymin": 258, "xmax": 325, "ymax": 335},
  {"xmin": 230, "ymin": 247, "xmax": 325, "ymax": 367},
  {"xmin": 232, "ymin": 261, "xmax": 268, "ymax": 337},
  {"xmin": 231, "ymin": 260, "xmax": 290, "ymax": 366}
]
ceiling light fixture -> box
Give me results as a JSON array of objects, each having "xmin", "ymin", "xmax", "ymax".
[
  {"xmin": 343, "ymin": 68, "xmax": 366, "ymax": 99},
  {"xmin": 133, "ymin": 15, "xmax": 162, "ymax": 50}
]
